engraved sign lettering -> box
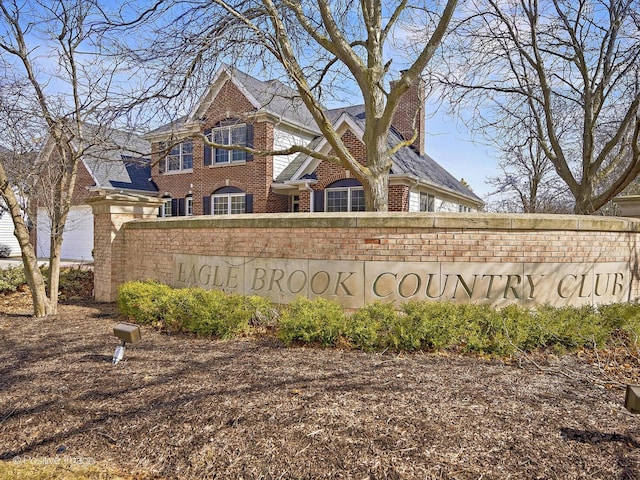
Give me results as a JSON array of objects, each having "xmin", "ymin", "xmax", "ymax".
[{"xmin": 173, "ymin": 255, "xmax": 630, "ymax": 308}]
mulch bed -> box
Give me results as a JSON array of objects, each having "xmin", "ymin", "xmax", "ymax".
[{"xmin": 1, "ymin": 294, "xmax": 640, "ymax": 479}]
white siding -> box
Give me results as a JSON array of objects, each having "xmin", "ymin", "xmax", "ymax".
[
  {"xmin": 408, "ymin": 189, "xmax": 420, "ymax": 212},
  {"xmin": 408, "ymin": 188, "xmax": 478, "ymax": 213},
  {"xmin": 37, "ymin": 205, "xmax": 94, "ymax": 261},
  {"xmin": 434, "ymin": 199, "xmax": 459, "ymax": 212},
  {"xmin": 273, "ymin": 125, "xmax": 315, "ymax": 179},
  {"xmin": 0, "ymin": 212, "xmax": 21, "ymax": 256}
]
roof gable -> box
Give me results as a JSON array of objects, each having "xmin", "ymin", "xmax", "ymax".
[
  {"xmin": 188, "ymin": 65, "xmax": 319, "ymax": 134},
  {"xmin": 277, "ymin": 108, "xmax": 483, "ymax": 204}
]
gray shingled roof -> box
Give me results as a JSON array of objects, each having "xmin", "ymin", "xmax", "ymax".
[
  {"xmin": 147, "ymin": 67, "xmax": 320, "ymax": 136},
  {"xmin": 79, "ymin": 125, "xmax": 157, "ymax": 193},
  {"xmin": 230, "ymin": 68, "xmax": 319, "ymax": 131}
]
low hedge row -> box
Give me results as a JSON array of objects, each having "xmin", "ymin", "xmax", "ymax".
[{"xmin": 117, "ymin": 280, "xmax": 640, "ymax": 355}]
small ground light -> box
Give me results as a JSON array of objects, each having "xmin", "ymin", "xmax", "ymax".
[
  {"xmin": 625, "ymin": 385, "xmax": 640, "ymax": 413},
  {"xmin": 112, "ymin": 323, "xmax": 141, "ymax": 365}
]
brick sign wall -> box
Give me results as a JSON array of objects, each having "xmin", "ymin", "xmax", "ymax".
[{"xmin": 87, "ymin": 205, "xmax": 640, "ymax": 307}]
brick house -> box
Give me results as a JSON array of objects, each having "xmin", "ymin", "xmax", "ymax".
[{"xmin": 144, "ymin": 66, "xmax": 484, "ymax": 216}]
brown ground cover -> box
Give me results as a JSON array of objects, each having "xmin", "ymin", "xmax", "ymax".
[{"xmin": 1, "ymin": 291, "xmax": 640, "ymax": 479}]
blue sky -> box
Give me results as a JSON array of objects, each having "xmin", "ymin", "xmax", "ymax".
[{"xmin": 423, "ymin": 106, "xmax": 497, "ymax": 201}]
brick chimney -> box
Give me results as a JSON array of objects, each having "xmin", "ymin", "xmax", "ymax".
[{"xmin": 390, "ymin": 73, "xmax": 426, "ymax": 155}]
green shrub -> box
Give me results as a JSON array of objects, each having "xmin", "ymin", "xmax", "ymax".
[
  {"xmin": 118, "ymin": 283, "xmax": 274, "ymax": 339},
  {"xmin": 535, "ymin": 304, "xmax": 611, "ymax": 349},
  {"xmin": 598, "ymin": 303, "xmax": 640, "ymax": 346},
  {"xmin": 498, "ymin": 304, "xmax": 549, "ymax": 352},
  {"xmin": 187, "ymin": 291, "xmax": 254, "ymax": 338},
  {"xmin": 396, "ymin": 301, "xmax": 463, "ymax": 351},
  {"xmin": 278, "ymin": 297, "xmax": 346, "ymax": 346},
  {"xmin": 0, "ymin": 265, "xmax": 93, "ymax": 300},
  {"xmin": 58, "ymin": 267, "xmax": 93, "ymax": 301},
  {"xmin": 116, "ymin": 279, "xmax": 640, "ymax": 355},
  {"xmin": 0, "ymin": 266, "xmax": 27, "ymax": 293},
  {"xmin": 344, "ymin": 302, "xmax": 398, "ymax": 350},
  {"xmin": 117, "ymin": 280, "xmax": 174, "ymax": 325}
]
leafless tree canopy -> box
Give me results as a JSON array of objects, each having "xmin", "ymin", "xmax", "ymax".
[
  {"xmin": 108, "ymin": 0, "xmax": 458, "ymax": 211},
  {"xmin": 0, "ymin": 0, "xmax": 145, "ymax": 316},
  {"xmin": 435, "ymin": 0, "xmax": 640, "ymax": 214}
]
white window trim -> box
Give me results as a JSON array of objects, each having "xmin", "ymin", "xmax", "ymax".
[
  {"xmin": 161, "ymin": 198, "xmax": 172, "ymax": 217},
  {"xmin": 419, "ymin": 192, "xmax": 435, "ymax": 212},
  {"xmin": 163, "ymin": 141, "xmax": 193, "ymax": 173},
  {"xmin": 210, "ymin": 124, "xmax": 247, "ymax": 164},
  {"xmin": 325, "ymin": 187, "xmax": 364, "ymax": 212},
  {"xmin": 211, "ymin": 193, "xmax": 246, "ymax": 215},
  {"xmin": 186, "ymin": 196, "xmax": 193, "ymax": 216}
]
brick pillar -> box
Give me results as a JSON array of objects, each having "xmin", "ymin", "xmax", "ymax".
[
  {"xmin": 298, "ymin": 189, "xmax": 311, "ymax": 213},
  {"xmin": 87, "ymin": 193, "xmax": 164, "ymax": 302}
]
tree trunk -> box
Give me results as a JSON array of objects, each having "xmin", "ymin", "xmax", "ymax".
[
  {"xmin": 362, "ymin": 172, "xmax": 389, "ymax": 212},
  {"xmin": 47, "ymin": 230, "xmax": 62, "ymax": 314},
  {"xmin": 0, "ymin": 165, "xmax": 53, "ymax": 317}
]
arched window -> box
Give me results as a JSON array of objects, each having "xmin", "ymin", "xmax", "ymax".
[
  {"xmin": 204, "ymin": 119, "xmax": 254, "ymax": 166},
  {"xmin": 203, "ymin": 186, "xmax": 253, "ymax": 215},
  {"xmin": 320, "ymin": 179, "xmax": 365, "ymax": 212}
]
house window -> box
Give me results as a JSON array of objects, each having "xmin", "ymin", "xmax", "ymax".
[
  {"xmin": 186, "ymin": 196, "xmax": 193, "ymax": 216},
  {"xmin": 212, "ymin": 193, "xmax": 246, "ymax": 215},
  {"xmin": 325, "ymin": 187, "xmax": 365, "ymax": 212},
  {"xmin": 159, "ymin": 141, "xmax": 193, "ymax": 173},
  {"xmin": 160, "ymin": 197, "xmax": 172, "ymax": 217},
  {"xmin": 420, "ymin": 192, "xmax": 435, "ymax": 212},
  {"xmin": 291, "ymin": 195, "xmax": 300, "ymax": 213},
  {"xmin": 210, "ymin": 123, "xmax": 247, "ymax": 164},
  {"xmin": 459, "ymin": 204, "xmax": 471, "ymax": 213}
]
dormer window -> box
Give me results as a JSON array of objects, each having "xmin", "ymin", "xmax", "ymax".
[
  {"xmin": 158, "ymin": 140, "xmax": 193, "ymax": 173},
  {"xmin": 204, "ymin": 119, "xmax": 254, "ymax": 166}
]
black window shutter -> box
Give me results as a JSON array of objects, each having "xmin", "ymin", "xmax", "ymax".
[
  {"xmin": 246, "ymin": 124, "xmax": 254, "ymax": 161},
  {"xmin": 314, "ymin": 190, "xmax": 324, "ymax": 212},
  {"xmin": 202, "ymin": 196, "xmax": 211, "ymax": 215},
  {"xmin": 171, "ymin": 199, "xmax": 178, "ymax": 217},
  {"xmin": 203, "ymin": 128, "xmax": 212, "ymax": 166},
  {"xmin": 178, "ymin": 198, "xmax": 186, "ymax": 216},
  {"xmin": 158, "ymin": 206, "xmax": 163, "ymax": 217},
  {"xmin": 245, "ymin": 194, "xmax": 253, "ymax": 213}
]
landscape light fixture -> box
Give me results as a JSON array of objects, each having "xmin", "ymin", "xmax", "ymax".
[
  {"xmin": 625, "ymin": 385, "xmax": 640, "ymax": 414},
  {"xmin": 112, "ymin": 323, "xmax": 141, "ymax": 365}
]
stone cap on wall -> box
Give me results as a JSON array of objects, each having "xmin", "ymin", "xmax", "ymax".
[
  {"xmin": 87, "ymin": 192, "xmax": 165, "ymax": 215},
  {"xmin": 613, "ymin": 196, "xmax": 640, "ymax": 218},
  {"xmin": 124, "ymin": 212, "xmax": 640, "ymax": 232}
]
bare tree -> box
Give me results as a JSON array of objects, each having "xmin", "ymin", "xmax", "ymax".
[
  {"xmin": 0, "ymin": 0, "xmax": 125, "ymax": 316},
  {"xmin": 486, "ymin": 107, "xmax": 571, "ymax": 213},
  {"xmin": 111, "ymin": 0, "xmax": 459, "ymax": 211},
  {"xmin": 487, "ymin": 144, "xmax": 572, "ymax": 213},
  {"xmin": 435, "ymin": 0, "xmax": 640, "ymax": 214}
]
